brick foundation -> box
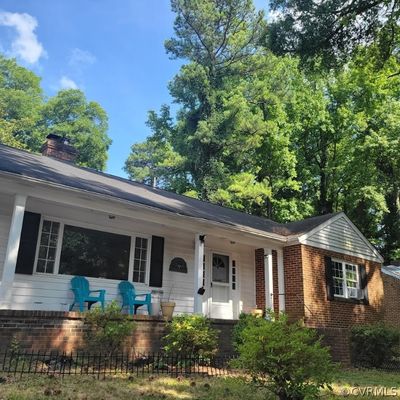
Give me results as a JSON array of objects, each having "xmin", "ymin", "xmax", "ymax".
[{"xmin": 0, "ymin": 310, "xmax": 236, "ymax": 355}]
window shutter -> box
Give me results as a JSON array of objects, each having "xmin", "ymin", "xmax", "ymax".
[
  {"xmin": 324, "ymin": 256, "xmax": 334, "ymax": 301},
  {"xmin": 359, "ymin": 264, "xmax": 369, "ymax": 305},
  {"xmin": 15, "ymin": 212, "xmax": 41, "ymax": 275},
  {"xmin": 149, "ymin": 236, "xmax": 164, "ymax": 287}
]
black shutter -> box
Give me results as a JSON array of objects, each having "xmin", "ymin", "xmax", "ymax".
[
  {"xmin": 149, "ymin": 236, "xmax": 164, "ymax": 287},
  {"xmin": 324, "ymin": 256, "xmax": 334, "ymax": 301},
  {"xmin": 15, "ymin": 212, "xmax": 41, "ymax": 275},
  {"xmin": 359, "ymin": 264, "xmax": 369, "ymax": 305}
]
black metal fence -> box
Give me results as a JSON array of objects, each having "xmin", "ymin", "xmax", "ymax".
[{"xmin": 0, "ymin": 350, "xmax": 236, "ymax": 378}]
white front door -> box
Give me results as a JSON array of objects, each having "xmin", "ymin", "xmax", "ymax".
[{"xmin": 208, "ymin": 252, "xmax": 234, "ymax": 319}]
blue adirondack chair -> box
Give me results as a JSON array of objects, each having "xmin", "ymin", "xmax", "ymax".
[
  {"xmin": 69, "ymin": 276, "xmax": 106, "ymax": 312},
  {"xmin": 118, "ymin": 281, "xmax": 152, "ymax": 315}
]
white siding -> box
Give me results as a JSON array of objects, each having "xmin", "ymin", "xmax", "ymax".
[
  {"xmin": 303, "ymin": 215, "xmax": 380, "ymax": 261},
  {"xmin": 1, "ymin": 197, "xmax": 258, "ymax": 318}
]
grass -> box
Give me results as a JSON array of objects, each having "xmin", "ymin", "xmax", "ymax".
[
  {"xmin": 0, "ymin": 375, "xmax": 271, "ymax": 400},
  {"xmin": 0, "ymin": 369, "xmax": 399, "ymax": 399}
]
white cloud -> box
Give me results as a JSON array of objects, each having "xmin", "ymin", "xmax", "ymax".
[
  {"xmin": 0, "ymin": 11, "xmax": 45, "ymax": 64},
  {"xmin": 69, "ymin": 48, "xmax": 96, "ymax": 68},
  {"xmin": 59, "ymin": 76, "xmax": 78, "ymax": 89}
]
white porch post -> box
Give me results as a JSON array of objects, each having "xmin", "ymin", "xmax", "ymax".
[
  {"xmin": 0, "ymin": 194, "xmax": 27, "ymax": 309},
  {"xmin": 277, "ymin": 248, "xmax": 285, "ymax": 312},
  {"xmin": 263, "ymin": 248, "xmax": 274, "ymax": 311},
  {"xmin": 193, "ymin": 234, "xmax": 205, "ymax": 314}
]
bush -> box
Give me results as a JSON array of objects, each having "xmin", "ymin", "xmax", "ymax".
[
  {"xmin": 233, "ymin": 312, "xmax": 336, "ymax": 400},
  {"xmin": 84, "ymin": 301, "xmax": 135, "ymax": 355},
  {"xmin": 351, "ymin": 323, "xmax": 400, "ymax": 368},
  {"xmin": 232, "ymin": 312, "xmax": 266, "ymax": 349},
  {"xmin": 163, "ymin": 314, "xmax": 219, "ymax": 357}
]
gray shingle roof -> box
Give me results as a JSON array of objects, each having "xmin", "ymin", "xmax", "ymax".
[{"xmin": 0, "ymin": 144, "xmax": 337, "ymax": 238}]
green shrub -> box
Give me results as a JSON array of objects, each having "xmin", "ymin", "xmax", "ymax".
[
  {"xmin": 163, "ymin": 314, "xmax": 219, "ymax": 357},
  {"xmin": 351, "ymin": 323, "xmax": 400, "ymax": 368},
  {"xmin": 232, "ymin": 312, "xmax": 266, "ymax": 349},
  {"xmin": 84, "ymin": 301, "xmax": 135, "ymax": 355},
  {"xmin": 233, "ymin": 312, "xmax": 336, "ymax": 400}
]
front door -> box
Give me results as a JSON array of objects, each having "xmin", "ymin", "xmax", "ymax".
[{"xmin": 209, "ymin": 252, "xmax": 233, "ymax": 319}]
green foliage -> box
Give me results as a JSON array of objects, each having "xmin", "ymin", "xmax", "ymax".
[
  {"xmin": 233, "ymin": 312, "xmax": 336, "ymax": 400},
  {"xmin": 163, "ymin": 314, "xmax": 219, "ymax": 357},
  {"xmin": 232, "ymin": 312, "xmax": 267, "ymax": 349},
  {"xmin": 84, "ymin": 301, "xmax": 135, "ymax": 355},
  {"xmin": 0, "ymin": 55, "xmax": 111, "ymax": 171},
  {"xmin": 351, "ymin": 323, "xmax": 400, "ymax": 368},
  {"xmin": 0, "ymin": 55, "xmax": 42, "ymax": 149},
  {"xmin": 38, "ymin": 89, "xmax": 111, "ymax": 170},
  {"xmin": 268, "ymin": 0, "xmax": 400, "ymax": 69}
]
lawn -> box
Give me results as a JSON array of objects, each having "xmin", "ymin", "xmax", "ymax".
[{"xmin": 0, "ymin": 369, "xmax": 399, "ymax": 400}]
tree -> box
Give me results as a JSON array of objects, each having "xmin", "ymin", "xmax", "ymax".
[
  {"xmin": 124, "ymin": 106, "xmax": 187, "ymax": 190},
  {"xmin": 39, "ymin": 89, "xmax": 111, "ymax": 171},
  {"xmin": 0, "ymin": 55, "xmax": 42, "ymax": 148},
  {"xmin": 164, "ymin": 0, "xmax": 266, "ymax": 199},
  {"xmin": 268, "ymin": 0, "xmax": 400, "ymax": 69},
  {"xmin": 0, "ymin": 55, "xmax": 111, "ymax": 171}
]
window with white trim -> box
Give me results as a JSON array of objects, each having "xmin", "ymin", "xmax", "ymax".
[
  {"xmin": 36, "ymin": 220, "xmax": 60, "ymax": 274},
  {"xmin": 332, "ymin": 259, "xmax": 359, "ymax": 298},
  {"xmin": 34, "ymin": 217, "xmax": 150, "ymax": 283}
]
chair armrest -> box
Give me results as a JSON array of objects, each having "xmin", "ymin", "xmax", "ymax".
[{"xmin": 90, "ymin": 289, "xmax": 105, "ymax": 293}]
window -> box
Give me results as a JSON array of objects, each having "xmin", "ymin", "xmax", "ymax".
[
  {"xmin": 34, "ymin": 217, "xmax": 150, "ymax": 283},
  {"xmin": 332, "ymin": 259, "xmax": 359, "ymax": 299},
  {"xmin": 232, "ymin": 260, "xmax": 236, "ymax": 290},
  {"xmin": 36, "ymin": 220, "xmax": 60, "ymax": 273},
  {"xmin": 59, "ymin": 225, "xmax": 131, "ymax": 280},
  {"xmin": 132, "ymin": 237, "xmax": 148, "ymax": 283}
]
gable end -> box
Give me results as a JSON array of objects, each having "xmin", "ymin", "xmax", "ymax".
[{"xmin": 296, "ymin": 214, "xmax": 383, "ymax": 263}]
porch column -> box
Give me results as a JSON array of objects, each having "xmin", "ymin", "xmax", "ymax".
[
  {"xmin": 0, "ymin": 194, "xmax": 27, "ymax": 309},
  {"xmin": 263, "ymin": 248, "xmax": 274, "ymax": 310},
  {"xmin": 193, "ymin": 234, "xmax": 205, "ymax": 314},
  {"xmin": 277, "ymin": 248, "xmax": 285, "ymax": 312}
]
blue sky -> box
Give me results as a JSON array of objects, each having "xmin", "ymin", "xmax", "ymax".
[{"xmin": 0, "ymin": 0, "xmax": 268, "ymax": 177}]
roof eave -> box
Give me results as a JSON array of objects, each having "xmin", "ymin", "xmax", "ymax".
[{"xmin": 0, "ymin": 171, "xmax": 288, "ymax": 243}]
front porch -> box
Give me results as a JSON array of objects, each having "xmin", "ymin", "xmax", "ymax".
[{"xmin": 0, "ymin": 185, "xmax": 286, "ymax": 320}]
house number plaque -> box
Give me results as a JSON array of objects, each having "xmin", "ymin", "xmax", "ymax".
[{"xmin": 169, "ymin": 257, "xmax": 188, "ymax": 273}]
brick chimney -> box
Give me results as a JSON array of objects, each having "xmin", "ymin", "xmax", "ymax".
[{"xmin": 41, "ymin": 134, "xmax": 78, "ymax": 163}]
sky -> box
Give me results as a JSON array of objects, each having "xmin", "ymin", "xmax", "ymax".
[{"xmin": 0, "ymin": 0, "xmax": 268, "ymax": 177}]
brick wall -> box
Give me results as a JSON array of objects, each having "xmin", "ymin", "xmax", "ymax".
[
  {"xmin": 255, "ymin": 248, "xmax": 265, "ymax": 310},
  {"xmin": 300, "ymin": 245, "xmax": 384, "ymax": 329},
  {"xmin": 283, "ymin": 245, "xmax": 305, "ymax": 322},
  {"xmin": 0, "ymin": 311, "xmax": 236, "ymax": 354},
  {"xmin": 297, "ymin": 245, "xmax": 384, "ymax": 365},
  {"xmin": 382, "ymin": 273, "xmax": 400, "ymax": 329}
]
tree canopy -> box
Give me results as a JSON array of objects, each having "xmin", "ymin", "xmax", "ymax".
[
  {"xmin": 125, "ymin": 0, "xmax": 400, "ymax": 262},
  {"xmin": 268, "ymin": 0, "xmax": 400, "ymax": 69},
  {"xmin": 0, "ymin": 55, "xmax": 111, "ymax": 171}
]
